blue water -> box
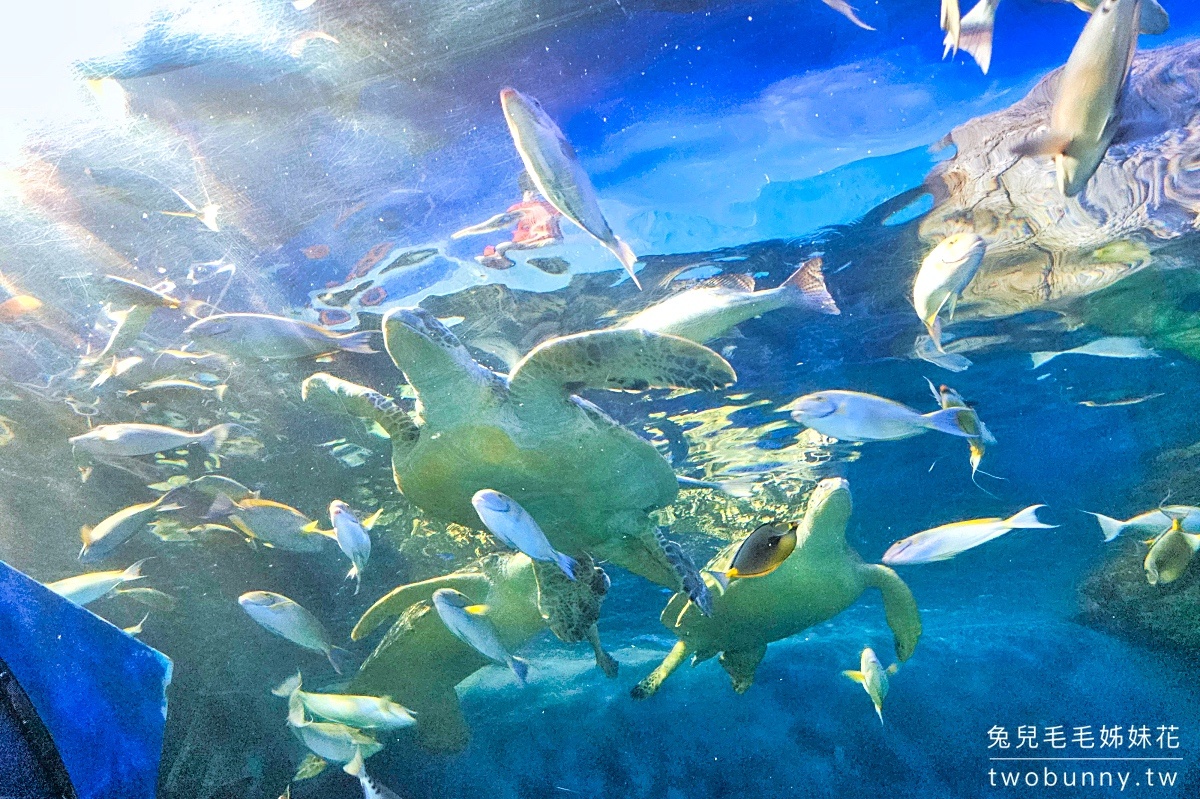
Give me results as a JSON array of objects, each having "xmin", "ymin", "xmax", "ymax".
[{"xmin": 1, "ymin": 1, "xmax": 1199, "ymax": 798}]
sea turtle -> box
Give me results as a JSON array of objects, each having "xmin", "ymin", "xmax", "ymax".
[
  {"xmin": 918, "ymin": 41, "xmax": 1200, "ymax": 326},
  {"xmin": 302, "ymin": 307, "xmax": 736, "ymax": 587},
  {"xmin": 347, "ymin": 552, "xmax": 616, "ymax": 751},
  {"xmin": 631, "ymin": 477, "xmax": 922, "ymax": 699}
]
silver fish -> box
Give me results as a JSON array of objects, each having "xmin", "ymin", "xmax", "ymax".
[
  {"xmin": 912, "ymin": 234, "xmax": 985, "ymax": 351},
  {"xmin": 69, "ymin": 422, "xmax": 247, "ymax": 457},
  {"xmin": 1071, "ymin": 0, "xmax": 1169, "ymax": 35},
  {"xmin": 80, "ymin": 495, "xmax": 178, "ymax": 562},
  {"xmin": 273, "ymin": 673, "xmax": 416, "ymax": 731},
  {"xmin": 1030, "ymin": 336, "xmax": 1157, "ymax": 368},
  {"xmin": 1084, "ymin": 505, "xmax": 1200, "ymax": 543},
  {"xmin": 843, "ymin": 647, "xmax": 896, "ymax": 724},
  {"xmin": 1015, "ymin": 0, "xmax": 1141, "ymax": 196},
  {"xmin": 882, "ymin": 505, "xmax": 1056, "ymax": 564},
  {"xmin": 329, "ymin": 501, "xmax": 376, "ymax": 594},
  {"xmin": 431, "ymin": 588, "xmax": 529, "ymax": 683},
  {"xmin": 500, "ymin": 88, "xmax": 641, "ymax": 288},
  {"xmin": 619, "ymin": 258, "xmax": 839, "ymax": 343},
  {"xmin": 185, "ymin": 313, "xmax": 376, "ymax": 360},
  {"xmin": 787, "ymin": 390, "xmax": 979, "ymax": 442},
  {"xmin": 471, "ymin": 490, "xmax": 576, "ymax": 579},
  {"xmin": 46, "ymin": 558, "xmax": 149, "ymax": 606},
  {"xmin": 343, "ymin": 750, "xmax": 403, "ymax": 799},
  {"xmin": 238, "ymin": 591, "xmax": 351, "ymax": 673}
]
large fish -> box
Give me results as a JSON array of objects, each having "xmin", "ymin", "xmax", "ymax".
[
  {"xmin": 46, "ymin": 559, "xmax": 150, "ymax": 606},
  {"xmin": 787, "ymin": 390, "xmax": 979, "ymax": 442},
  {"xmin": 843, "ymin": 647, "xmax": 897, "ymax": 724},
  {"xmin": 1015, "ymin": 0, "xmax": 1141, "ymax": 196},
  {"xmin": 1084, "ymin": 505, "xmax": 1200, "ymax": 542},
  {"xmin": 273, "ymin": 673, "xmax": 416, "ymax": 731},
  {"xmin": 210, "ymin": 495, "xmax": 330, "ymax": 553},
  {"xmin": 431, "ymin": 588, "xmax": 529, "ymax": 683},
  {"xmin": 238, "ymin": 591, "xmax": 351, "ymax": 673},
  {"xmin": 619, "ymin": 258, "xmax": 839, "ymax": 343},
  {"xmin": 471, "ymin": 489, "xmax": 577, "ymax": 579},
  {"xmin": 69, "ymin": 422, "xmax": 247, "ymax": 457},
  {"xmin": 500, "ymin": 88, "xmax": 642, "ymax": 288},
  {"xmin": 912, "ymin": 234, "xmax": 985, "ymax": 351},
  {"xmin": 882, "ymin": 505, "xmax": 1056, "ymax": 564},
  {"xmin": 185, "ymin": 313, "xmax": 377, "ymax": 360}
]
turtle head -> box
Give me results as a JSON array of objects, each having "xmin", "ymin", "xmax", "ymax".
[
  {"xmin": 383, "ymin": 307, "xmax": 497, "ymax": 400},
  {"xmin": 795, "ymin": 477, "xmax": 852, "ymax": 556}
]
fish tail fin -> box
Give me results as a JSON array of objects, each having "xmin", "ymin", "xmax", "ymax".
[
  {"xmin": 1013, "ymin": 130, "xmax": 1072, "ymax": 159},
  {"xmin": 272, "ymin": 672, "xmax": 303, "ymax": 698},
  {"xmin": 346, "ymin": 563, "xmax": 361, "ymax": 595},
  {"xmin": 1029, "ymin": 351, "xmax": 1058, "ymax": 369},
  {"xmin": 959, "ymin": 0, "xmax": 997, "ymax": 74},
  {"xmin": 554, "ymin": 551, "xmax": 579, "ymax": 581},
  {"xmin": 842, "ymin": 669, "xmax": 865, "ymax": 684},
  {"xmin": 509, "ymin": 656, "xmax": 530, "ymax": 685},
  {"xmin": 213, "ymin": 384, "xmax": 229, "ymax": 402},
  {"xmin": 781, "ymin": 256, "xmax": 840, "ymax": 315},
  {"xmin": 920, "ymin": 407, "xmax": 977, "ymax": 438},
  {"xmin": 343, "ymin": 749, "xmax": 365, "ymax": 778},
  {"xmin": 1004, "ymin": 504, "xmax": 1056, "ymax": 530},
  {"xmin": 715, "ymin": 475, "xmax": 757, "ymax": 499},
  {"xmin": 286, "ymin": 691, "xmax": 307, "ymax": 726},
  {"xmin": 204, "ymin": 492, "xmax": 239, "ymax": 521},
  {"xmin": 122, "ymin": 558, "xmax": 151, "ymax": 582},
  {"xmin": 926, "ymin": 317, "xmax": 945, "ymax": 353},
  {"xmin": 198, "ymin": 422, "xmax": 242, "ymax": 452},
  {"xmin": 876, "ymin": 704, "xmax": 885, "ymax": 725},
  {"xmin": 337, "ymin": 330, "xmax": 378, "ymax": 354},
  {"xmin": 1085, "ymin": 511, "xmax": 1127, "ymax": 543},
  {"xmin": 706, "ymin": 569, "xmax": 730, "ymax": 592},
  {"xmin": 326, "ymin": 645, "xmax": 354, "ymax": 676},
  {"xmin": 610, "ymin": 237, "xmax": 642, "ymax": 289}
]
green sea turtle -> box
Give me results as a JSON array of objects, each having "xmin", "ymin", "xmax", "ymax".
[
  {"xmin": 918, "ymin": 41, "xmax": 1200, "ymax": 327},
  {"xmin": 347, "ymin": 552, "xmax": 615, "ymax": 751},
  {"xmin": 302, "ymin": 307, "xmax": 736, "ymax": 587},
  {"xmin": 631, "ymin": 477, "xmax": 922, "ymax": 699}
]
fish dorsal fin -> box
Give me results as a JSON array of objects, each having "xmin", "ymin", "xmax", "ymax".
[
  {"xmin": 508, "ymin": 329, "xmax": 736, "ymax": 401},
  {"xmin": 697, "ymin": 273, "xmax": 755, "ymax": 292}
]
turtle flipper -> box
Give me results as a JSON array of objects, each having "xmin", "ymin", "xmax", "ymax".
[
  {"xmin": 631, "ymin": 640, "xmax": 691, "ymax": 699},
  {"xmin": 508, "ymin": 329, "xmax": 736, "ymax": 398},
  {"xmin": 301, "ymin": 372, "xmax": 419, "ymax": 445},
  {"xmin": 591, "ymin": 531, "xmax": 682, "ymax": 589},
  {"xmin": 859, "ymin": 563, "xmax": 923, "ymax": 662},
  {"xmin": 719, "ymin": 644, "xmax": 766, "ymax": 694},
  {"xmin": 412, "ymin": 688, "xmax": 473, "ymax": 753},
  {"xmin": 586, "ymin": 624, "xmax": 619, "ymax": 679},
  {"xmin": 351, "ymin": 572, "xmax": 490, "ymax": 641}
]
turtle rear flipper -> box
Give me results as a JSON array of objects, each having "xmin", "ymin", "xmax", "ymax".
[
  {"xmin": 301, "ymin": 372, "xmax": 419, "ymax": 445},
  {"xmin": 859, "ymin": 563, "xmax": 922, "ymax": 662},
  {"xmin": 411, "ymin": 689, "xmax": 472, "ymax": 753},
  {"xmin": 631, "ymin": 640, "xmax": 691, "ymax": 700},
  {"xmin": 352, "ymin": 572, "xmax": 490, "ymax": 641},
  {"xmin": 719, "ymin": 644, "xmax": 766, "ymax": 694},
  {"xmin": 508, "ymin": 329, "xmax": 736, "ymax": 399}
]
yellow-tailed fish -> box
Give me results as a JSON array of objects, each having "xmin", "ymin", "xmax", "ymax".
[
  {"xmin": 46, "ymin": 558, "xmax": 150, "ymax": 606},
  {"xmin": 289, "ymin": 717, "xmax": 381, "ymax": 765},
  {"xmin": 472, "ymin": 490, "xmax": 577, "ymax": 580},
  {"xmin": 709, "ymin": 522, "xmax": 798, "ymax": 590},
  {"xmin": 1014, "ymin": 0, "xmax": 1141, "ymax": 196},
  {"xmin": 1144, "ymin": 513, "xmax": 1200, "ymax": 586},
  {"xmin": 883, "ymin": 505, "xmax": 1056, "ymax": 565},
  {"xmin": 1085, "ymin": 505, "xmax": 1200, "ymax": 543},
  {"xmin": 843, "ymin": 647, "xmax": 897, "ymax": 724},
  {"xmin": 238, "ymin": 591, "xmax": 352, "ymax": 673},
  {"xmin": 787, "ymin": 389, "xmax": 979, "ymax": 442},
  {"xmin": 926, "ymin": 379, "xmax": 997, "ymax": 486},
  {"xmin": 500, "ymin": 88, "xmax": 642, "ymax": 288},
  {"xmin": 69, "ymin": 422, "xmax": 248, "ymax": 458},
  {"xmin": 212, "ymin": 495, "xmax": 330, "ymax": 553},
  {"xmin": 912, "ymin": 234, "xmax": 986, "ymax": 351},
  {"xmin": 303, "ymin": 501, "xmax": 379, "ymax": 593},
  {"xmin": 272, "ymin": 673, "xmax": 416, "ymax": 731},
  {"xmin": 618, "ymin": 258, "xmax": 839, "ymax": 344},
  {"xmin": 80, "ymin": 495, "xmax": 181, "ymax": 563},
  {"xmin": 431, "ymin": 588, "xmax": 529, "ymax": 683}
]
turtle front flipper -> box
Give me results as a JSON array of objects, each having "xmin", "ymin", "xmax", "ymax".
[
  {"xmin": 859, "ymin": 563, "xmax": 923, "ymax": 662},
  {"xmin": 352, "ymin": 572, "xmax": 490, "ymax": 641},
  {"xmin": 300, "ymin": 372, "xmax": 419, "ymax": 445},
  {"xmin": 507, "ymin": 329, "xmax": 736, "ymax": 399},
  {"xmin": 630, "ymin": 640, "xmax": 691, "ymax": 700},
  {"xmin": 591, "ymin": 530, "xmax": 682, "ymax": 589}
]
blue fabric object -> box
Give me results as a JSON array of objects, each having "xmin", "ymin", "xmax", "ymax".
[{"xmin": 0, "ymin": 560, "xmax": 171, "ymax": 799}]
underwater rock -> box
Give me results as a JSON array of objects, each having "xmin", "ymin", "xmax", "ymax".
[
  {"xmin": 1078, "ymin": 541, "xmax": 1200, "ymax": 659},
  {"xmin": 922, "ymin": 40, "xmax": 1200, "ymax": 322}
]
